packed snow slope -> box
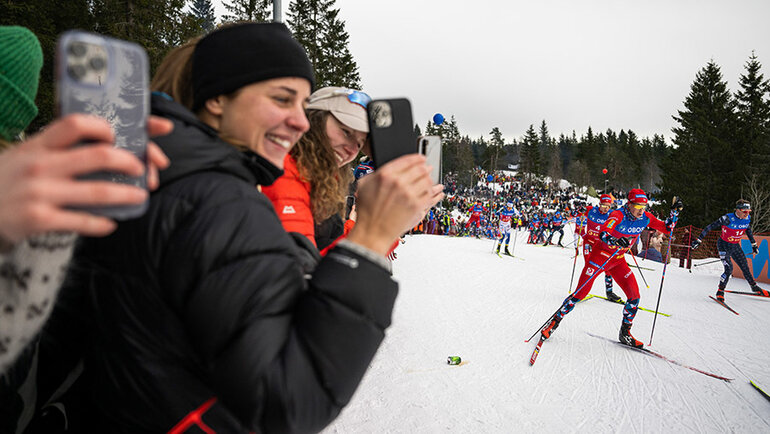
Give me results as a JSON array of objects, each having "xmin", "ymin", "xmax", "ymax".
[{"xmin": 323, "ymin": 232, "xmax": 770, "ymax": 433}]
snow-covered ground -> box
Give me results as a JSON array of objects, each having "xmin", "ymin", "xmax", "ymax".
[{"xmin": 324, "ymin": 231, "xmax": 770, "ymax": 433}]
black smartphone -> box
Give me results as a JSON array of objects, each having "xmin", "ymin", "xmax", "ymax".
[
  {"xmin": 55, "ymin": 30, "xmax": 150, "ymax": 219},
  {"xmin": 368, "ymin": 98, "xmax": 418, "ymax": 168},
  {"xmin": 418, "ymin": 135, "xmax": 442, "ymax": 184}
]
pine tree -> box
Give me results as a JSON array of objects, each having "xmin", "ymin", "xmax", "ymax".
[
  {"xmin": 191, "ymin": 0, "xmax": 216, "ymax": 31},
  {"xmin": 288, "ymin": 0, "xmax": 361, "ymax": 88},
  {"xmin": 521, "ymin": 124, "xmax": 541, "ymax": 185},
  {"xmin": 485, "ymin": 127, "xmax": 504, "ymax": 171},
  {"xmin": 221, "ymin": 0, "xmax": 271, "ymax": 23},
  {"xmin": 89, "ymin": 0, "xmax": 201, "ymax": 69},
  {"xmin": 735, "ymin": 51, "xmax": 770, "ymax": 177},
  {"xmin": 660, "ymin": 61, "xmax": 738, "ymax": 226},
  {"xmin": 1, "ymin": 0, "xmax": 199, "ymax": 130}
]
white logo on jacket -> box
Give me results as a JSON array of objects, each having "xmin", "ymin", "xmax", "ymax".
[{"xmin": 283, "ymin": 205, "xmax": 296, "ymax": 214}]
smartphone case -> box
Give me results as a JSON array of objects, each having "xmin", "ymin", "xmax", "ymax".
[
  {"xmin": 56, "ymin": 30, "xmax": 149, "ymax": 219},
  {"xmin": 420, "ymin": 136, "xmax": 442, "ymax": 185},
  {"xmin": 367, "ymin": 98, "xmax": 418, "ymax": 168}
]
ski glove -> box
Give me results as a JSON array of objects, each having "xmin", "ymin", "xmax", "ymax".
[
  {"xmin": 752, "ymin": 243, "xmax": 759, "ymax": 254},
  {"xmin": 671, "ymin": 197, "xmax": 684, "ymax": 212},
  {"xmin": 691, "ymin": 238, "xmax": 702, "ymax": 250},
  {"xmin": 602, "ymin": 233, "xmax": 631, "ymax": 248}
]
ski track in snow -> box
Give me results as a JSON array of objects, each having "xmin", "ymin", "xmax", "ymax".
[{"xmin": 323, "ymin": 232, "xmax": 770, "ymax": 433}]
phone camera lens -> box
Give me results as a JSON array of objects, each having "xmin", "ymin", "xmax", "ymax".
[
  {"xmin": 89, "ymin": 56, "xmax": 106, "ymax": 71},
  {"xmin": 68, "ymin": 64, "xmax": 87, "ymax": 80},
  {"xmin": 69, "ymin": 42, "xmax": 87, "ymax": 57}
]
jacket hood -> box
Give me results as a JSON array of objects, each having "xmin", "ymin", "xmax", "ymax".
[{"xmin": 151, "ymin": 92, "xmax": 283, "ymax": 187}]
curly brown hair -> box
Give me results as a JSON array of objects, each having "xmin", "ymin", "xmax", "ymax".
[{"xmin": 292, "ymin": 110, "xmax": 353, "ymax": 222}]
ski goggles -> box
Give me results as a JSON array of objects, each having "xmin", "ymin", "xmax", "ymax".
[
  {"xmin": 310, "ymin": 88, "xmax": 371, "ymax": 109},
  {"xmin": 628, "ymin": 203, "xmax": 647, "ymax": 210}
]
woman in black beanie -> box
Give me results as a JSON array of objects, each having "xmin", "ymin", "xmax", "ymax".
[{"xmin": 41, "ymin": 22, "xmax": 443, "ymax": 433}]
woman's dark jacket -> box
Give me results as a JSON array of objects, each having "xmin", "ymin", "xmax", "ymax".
[{"xmin": 41, "ymin": 95, "xmax": 398, "ymax": 433}]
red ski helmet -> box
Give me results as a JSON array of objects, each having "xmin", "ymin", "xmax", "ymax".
[
  {"xmin": 627, "ymin": 188, "xmax": 648, "ymax": 205},
  {"xmin": 599, "ymin": 194, "xmax": 613, "ymax": 205}
]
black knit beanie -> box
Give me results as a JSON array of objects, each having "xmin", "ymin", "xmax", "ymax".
[{"xmin": 192, "ymin": 22, "xmax": 314, "ymax": 112}]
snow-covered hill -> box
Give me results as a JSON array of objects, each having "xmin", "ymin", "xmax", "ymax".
[{"xmin": 324, "ymin": 232, "xmax": 770, "ymax": 433}]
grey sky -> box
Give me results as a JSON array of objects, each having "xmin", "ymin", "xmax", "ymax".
[{"xmin": 212, "ymin": 0, "xmax": 770, "ymax": 143}]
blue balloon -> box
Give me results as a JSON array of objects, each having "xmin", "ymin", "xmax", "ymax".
[
  {"xmin": 433, "ymin": 113, "xmax": 445, "ymax": 125},
  {"xmin": 486, "ymin": 174, "xmax": 494, "ymax": 182}
]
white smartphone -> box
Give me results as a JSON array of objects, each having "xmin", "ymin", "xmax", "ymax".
[{"xmin": 418, "ymin": 135, "xmax": 442, "ymax": 184}]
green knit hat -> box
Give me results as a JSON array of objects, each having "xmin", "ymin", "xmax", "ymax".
[{"xmin": 0, "ymin": 26, "xmax": 43, "ymax": 141}]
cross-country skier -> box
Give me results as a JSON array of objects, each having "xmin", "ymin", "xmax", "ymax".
[
  {"xmin": 571, "ymin": 207, "xmax": 585, "ymax": 248},
  {"xmin": 528, "ymin": 213, "xmax": 540, "ymax": 244},
  {"xmin": 582, "ymin": 194, "xmax": 622, "ymax": 303},
  {"xmin": 496, "ymin": 201, "xmax": 518, "ymax": 255},
  {"xmin": 544, "ymin": 210, "xmax": 566, "ymax": 246},
  {"xmin": 690, "ymin": 199, "xmax": 769, "ymax": 300},
  {"xmin": 538, "ymin": 212, "xmax": 551, "ymax": 244},
  {"xmin": 541, "ymin": 189, "xmax": 682, "ymax": 348},
  {"xmin": 465, "ymin": 200, "xmax": 485, "ymax": 237}
]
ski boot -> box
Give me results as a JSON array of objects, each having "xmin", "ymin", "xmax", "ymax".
[
  {"xmin": 605, "ymin": 291, "xmax": 623, "ymax": 303},
  {"xmin": 750, "ymin": 284, "xmax": 770, "ymax": 297},
  {"xmin": 618, "ymin": 323, "xmax": 644, "ymax": 349},
  {"xmin": 541, "ymin": 315, "xmax": 561, "ymax": 340},
  {"xmin": 715, "ymin": 289, "xmax": 725, "ymax": 302},
  {"xmin": 495, "ymin": 243, "xmax": 501, "ymax": 254},
  {"xmin": 504, "ymin": 246, "xmax": 512, "ymax": 256}
]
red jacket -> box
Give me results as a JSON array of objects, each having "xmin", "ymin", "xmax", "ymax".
[{"xmin": 261, "ymin": 154, "xmax": 317, "ymax": 246}]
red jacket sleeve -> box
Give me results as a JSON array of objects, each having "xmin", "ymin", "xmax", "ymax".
[
  {"xmin": 645, "ymin": 211, "xmax": 671, "ymax": 235},
  {"xmin": 261, "ymin": 155, "xmax": 316, "ymax": 247}
]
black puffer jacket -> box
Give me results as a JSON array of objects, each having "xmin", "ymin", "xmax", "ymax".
[{"xmin": 45, "ymin": 95, "xmax": 398, "ymax": 433}]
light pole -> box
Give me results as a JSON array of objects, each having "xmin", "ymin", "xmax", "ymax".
[{"xmin": 602, "ymin": 168, "xmax": 608, "ymax": 193}]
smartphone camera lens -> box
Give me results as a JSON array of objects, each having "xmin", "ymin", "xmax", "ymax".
[
  {"xmin": 69, "ymin": 42, "xmax": 87, "ymax": 57},
  {"xmin": 89, "ymin": 56, "xmax": 106, "ymax": 71},
  {"xmin": 68, "ymin": 64, "xmax": 87, "ymax": 81}
]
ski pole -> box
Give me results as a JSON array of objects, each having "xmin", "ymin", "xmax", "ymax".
[
  {"xmin": 527, "ymin": 248, "xmax": 618, "ymax": 342},
  {"xmin": 691, "ymin": 258, "xmax": 722, "ymax": 268},
  {"xmin": 650, "ymin": 210, "xmax": 679, "ymax": 346},
  {"xmin": 511, "ymin": 227, "xmax": 519, "ymax": 256},
  {"xmin": 568, "ymin": 239, "xmax": 580, "ymax": 293},
  {"xmin": 628, "ymin": 253, "xmax": 650, "ymax": 289}
]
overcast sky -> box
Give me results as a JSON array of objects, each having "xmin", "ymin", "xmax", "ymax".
[{"xmin": 212, "ymin": 0, "xmax": 770, "ymax": 143}]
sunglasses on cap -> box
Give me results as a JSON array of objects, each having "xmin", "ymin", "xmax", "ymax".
[
  {"xmin": 310, "ymin": 88, "xmax": 371, "ymax": 109},
  {"xmin": 736, "ymin": 203, "xmax": 751, "ymax": 211}
]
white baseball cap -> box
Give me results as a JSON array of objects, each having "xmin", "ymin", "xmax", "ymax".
[{"xmin": 306, "ymin": 86, "xmax": 371, "ymax": 133}]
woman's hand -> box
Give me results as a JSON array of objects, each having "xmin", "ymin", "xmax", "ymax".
[
  {"xmin": 347, "ymin": 154, "xmax": 444, "ymax": 256},
  {"xmin": 0, "ymin": 114, "xmax": 172, "ymax": 245}
]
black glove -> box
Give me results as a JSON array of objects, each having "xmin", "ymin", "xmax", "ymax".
[
  {"xmin": 604, "ymin": 234, "xmax": 630, "ymax": 248},
  {"xmin": 671, "ymin": 197, "xmax": 684, "ymax": 212},
  {"xmin": 753, "ymin": 243, "xmax": 759, "ymax": 254},
  {"xmin": 691, "ymin": 238, "xmax": 702, "ymax": 250}
]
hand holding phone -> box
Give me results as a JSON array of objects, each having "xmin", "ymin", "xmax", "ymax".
[
  {"xmin": 56, "ymin": 30, "xmax": 150, "ymax": 219},
  {"xmin": 367, "ymin": 98, "xmax": 418, "ymax": 169}
]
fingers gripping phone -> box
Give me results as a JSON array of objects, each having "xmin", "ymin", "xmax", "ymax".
[
  {"xmin": 56, "ymin": 30, "xmax": 149, "ymax": 219},
  {"xmin": 418, "ymin": 135, "xmax": 442, "ymax": 184},
  {"xmin": 368, "ymin": 98, "xmax": 418, "ymax": 169}
]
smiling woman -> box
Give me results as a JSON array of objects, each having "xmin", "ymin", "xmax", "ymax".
[
  {"xmin": 262, "ymin": 86, "xmax": 372, "ymax": 250},
  {"xmin": 36, "ymin": 22, "xmax": 442, "ymax": 433}
]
